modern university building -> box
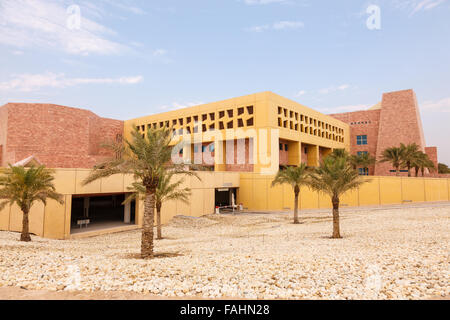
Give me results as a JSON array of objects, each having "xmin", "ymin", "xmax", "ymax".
[{"xmin": 0, "ymin": 89, "xmax": 449, "ymax": 239}]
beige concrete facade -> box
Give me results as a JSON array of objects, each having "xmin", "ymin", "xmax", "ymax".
[{"xmin": 0, "ymin": 169, "xmax": 240, "ymax": 239}]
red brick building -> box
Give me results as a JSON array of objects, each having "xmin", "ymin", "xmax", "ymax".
[
  {"xmin": 0, "ymin": 89, "xmax": 442, "ymax": 176},
  {"xmin": 0, "ymin": 103, "xmax": 123, "ymax": 168},
  {"xmin": 330, "ymin": 89, "xmax": 439, "ymax": 176}
]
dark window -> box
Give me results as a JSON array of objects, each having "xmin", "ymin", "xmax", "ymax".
[
  {"xmin": 246, "ymin": 118, "xmax": 254, "ymax": 126},
  {"xmin": 238, "ymin": 107, "xmax": 244, "ymax": 116},
  {"xmin": 357, "ymin": 135, "xmax": 368, "ymax": 145},
  {"xmin": 357, "ymin": 151, "xmax": 368, "ymax": 156},
  {"xmin": 358, "ymin": 168, "xmax": 369, "ymax": 176},
  {"xmin": 285, "ymin": 144, "xmax": 288, "ymax": 152},
  {"xmin": 279, "ymin": 143, "xmax": 283, "ymax": 151},
  {"xmin": 247, "ymin": 106, "xmax": 254, "ymax": 115}
]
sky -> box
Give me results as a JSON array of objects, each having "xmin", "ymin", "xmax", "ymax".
[{"xmin": 0, "ymin": 0, "xmax": 449, "ymax": 163}]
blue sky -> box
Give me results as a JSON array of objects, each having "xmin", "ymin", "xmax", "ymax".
[{"xmin": 1, "ymin": 0, "xmax": 449, "ymax": 163}]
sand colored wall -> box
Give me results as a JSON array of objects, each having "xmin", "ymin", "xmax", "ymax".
[
  {"xmin": 238, "ymin": 173, "xmax": 450, "ymax": 211},
  {"xmin": 124, "ymin": 92, "xmax": 349, "ymax": 174},
  {"xmin": 0, "ymin": 169, "xmax": 239, "ymax": 240}
]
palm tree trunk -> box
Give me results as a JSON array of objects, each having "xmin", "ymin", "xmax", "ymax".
[
  {"xmin": 407, "ymin": 162, "xmax": 411, "ymax": 177},
  {"xmin": 20, "ymin": 207, "xmax": 31, "ymax": 242},
  {"xmin": 293, "ymin": 189, "xmax": 300, "ymax": 224},
  {"xmin": 414, "ymin": 167, "xmax": 419, "ymax": 177},
  {"xmin": 141, "ymin": 190, "xmax": 156, "ymax": 259},
  {"xmin": 331, "ymin": 196, "xmax": 341, "ymax": 239},
  {"xmin": 395, "ymin": 166, "xmax": 400, "ymax": 176},
  {"xmin": 156, "ymin": 203, "xmax": 162, "ymax": 240}
]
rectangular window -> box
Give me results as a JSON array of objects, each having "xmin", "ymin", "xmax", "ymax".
[
  {"xmin": 209, "ymin": 144, "xmax": 215, "ymax": 152},
  {"xmin": 357, "ymin": 135, "xmax": 368, "ymax": 145},
  {"xmin": 285, "ymin": 144, "xmax": 288, "ymax": 152},
  {"xmin": 279, "ymin": 143, "xmax": 283, "ymax": 151},
  {"xmin": 202, "ymin": 146, "xmax": 207, "ymax": 153},
  {"xmin": 358, "ymin": 168, "xmax": 369, "ymax": 176},
  {"xmin": 357, "ymin": 151, "xmax": 368, "ymax": 156}
]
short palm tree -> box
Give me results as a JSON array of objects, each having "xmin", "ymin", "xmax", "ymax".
[
  {"xmin": 400, "ymin": 143, "xmax": 421, "ymax": 177},
  {"xmin": 328, "ymin": 148, "xmax": 349, "ymax": 160},
  {"xmin": 379, "ymin": 147, "xmax": 404, "ymax": 176},
  {"xmin": 0, "ymin": 165, "xmax": 64, "ymax": 242},
  {"xmin": 82, "ymin": 127, "xmax": 194, "ymax": 259},
  {"xmin": 411, "ymin": 153, "xmax": 435, "ymax": 177},
  {"xmin": 125, "ymin": 170, "xmax": 191, "ymax": 240},
  {"xmin": 349, "ymin": 152, "xmax": 376, "ymax": 173},
  {"xmin": 271, "ymin": 164, "xmax": 309, "ymax": 224},
  {"xmin": 308, "ymin": 157, "xmax": 367, "ymax": 238}
]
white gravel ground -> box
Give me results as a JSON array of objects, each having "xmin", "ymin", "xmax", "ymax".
[{"xmin": 0, "ymin": 204, "xmax": 449, "ymax": 300}]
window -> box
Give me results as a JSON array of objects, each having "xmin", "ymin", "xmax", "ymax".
[
  {"xmin": 209, "ymin": 144, "xmax": 215, "ymax": 152},
  {"xmin": 202, "ymin": 145, "xmax": 207, "ymax": 153},
  {"xmin": 194, "ymin": 146, "xmax": 199, "ymax": 153},
  {"xmin": 359, "ymin": 168, "xmax": 369, "ymax": 176},
  {"xmin": 285, "ymin": 144, "xmax": 288, "ymax": 152},
  {"xmin": 279, "ymin": 143, "xmax": 283, "ymax": 151},
  {"xmin": 357, "ymin": 135, "xmax": 368, "ymax": 145},
  {"xmin": 357, "ymin": 151, "xmax": 368, "ymax": 156}
]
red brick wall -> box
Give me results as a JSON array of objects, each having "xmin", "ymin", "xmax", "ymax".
[
  {"xmin": 279, "ymin": 139, "xmax": 289, "ymax": 166},
  {"xmin": 425, "ymin": 147, "xmax": 439, "ymax": 177},
  {"xmin": 1, "ymin": 103, "xmax": 123, "ymax": 168},
  {"xmin": 330, "ymin": 89, "xmax": 437, "ymax": 177},
  {"xmin": 225, "ymin": 138, "xmax": 254, "ymax": 172},
  {"xmin": 374, "ymin": 90, "xmax": 426, "ymax": 176},
  {"xmin": 330, "ymin": 109, "xmax": 380, "ymax": 175}
]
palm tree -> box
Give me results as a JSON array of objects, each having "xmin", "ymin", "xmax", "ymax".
[
  {"xmin": 125, "ymin": 170, "xmax": 191, "ymax": 240},
  {"xmin": 400, "ymin": 143, "xmax": 421, "ymax": 177},
  {"xmin": 328, "ymin": 148, "xmax": 349, "ymax": 160},
  {"xmin": 349, "ymin": 152, "xmax": 376, "ymax": 174},
  {"xmin": 411, "ymin": 152, "xmax": 433, "ymax": 177},
  {"xmin": 438, "ymin": 163, "xmax": 450, "ymax": 174},
  {"xmin": 308, "ymin": 157, "xmax": 367, "ymax": 238},
  {"xmin": 82, "ymin": 127, "xmax": 194, "ymax": 259},
  {"xmin": 0, "ymin": 165, "xmax": 63, "ymax": 242},
  {"xmin": 271, "ymin": 164, "xmax": 309, "ymax": 224},
  {"xmin": 379, "ymin": 147, "xmax": 404, "ymax": 176}
]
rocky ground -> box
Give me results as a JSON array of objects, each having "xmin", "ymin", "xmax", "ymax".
[{"xmin": 0, "ymin": 204, "xmax": 449, "ymax": 300}]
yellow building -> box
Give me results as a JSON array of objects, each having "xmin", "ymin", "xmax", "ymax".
[
  {"xmin": 125, "ymin": 92, "xmax": 349, "ymax": 174},
  {"xmin": 0, "ymin": 92, "xmax": 449, "ymax": 240}
]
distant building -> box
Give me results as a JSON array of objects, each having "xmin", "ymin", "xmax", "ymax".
[{"xmin": 330, "ymin": 89, "xmax": 438, "ymax": 176}]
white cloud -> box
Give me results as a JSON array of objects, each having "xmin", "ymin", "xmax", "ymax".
[
  {"xmin": 0, "ymin": 0, "xmax": 127, "ymax": 55},
  {"xmin": 320, "ymin": 104, "xmax": 370, "ymax": 114},
  {"xmin": 244, "ymin": 0, "xmax": 288, "ymax": 5},
  {"xmin": 421, "ymin": 97, "xmax": 450, "ymax": 113},
  {"xmin": 246, "ymin": 20, "xmax": 304, "ymax": 32},
  {"xmin": 389, "ymin": 0, "xmax": 448, "ymax": 15},
  {"xmin": 319, "ymin": 84, "xmax": 351, "ymax": 94},
  {"xmin": 159, "ymin": 102, "xmax": 204, "ymax": 112},
  {"xmin": 410, "ymin": 0, "xmax": 447, "ymax": 15},
  {"xmin": 0, "ymin": 73, "xmax": 143, "ymax": 92},
  {"xmin": 153, "ymin": 49, "xmax": 168, "ymax": 57},
  {"xmin": 295, "ymin": 90, "xmax": 306, "ymax": 97}
]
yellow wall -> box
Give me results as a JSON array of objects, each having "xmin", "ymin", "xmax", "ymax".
[
  {"xmin": 0, "ymin": 169, "xmax": 239, "ymax": 240},
  {"xmin": 124, "ymin": 92, "xmax": 350, "ymax": 174},
  {"xmin": 238, "ymin": 174, "xmax": 450, "ymax": 211}
]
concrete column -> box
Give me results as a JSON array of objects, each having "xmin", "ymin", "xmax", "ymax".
[
  {"xmin": 307, "ymin": 145, "xmax": 319, "ymax": 167},
  {"xmin": 124, "ymin": 201, "xmax": 131, "ymax": 224},
  {"xmin": 83, "ymin": 197, "xmax": 90, "ymax": 218}
]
